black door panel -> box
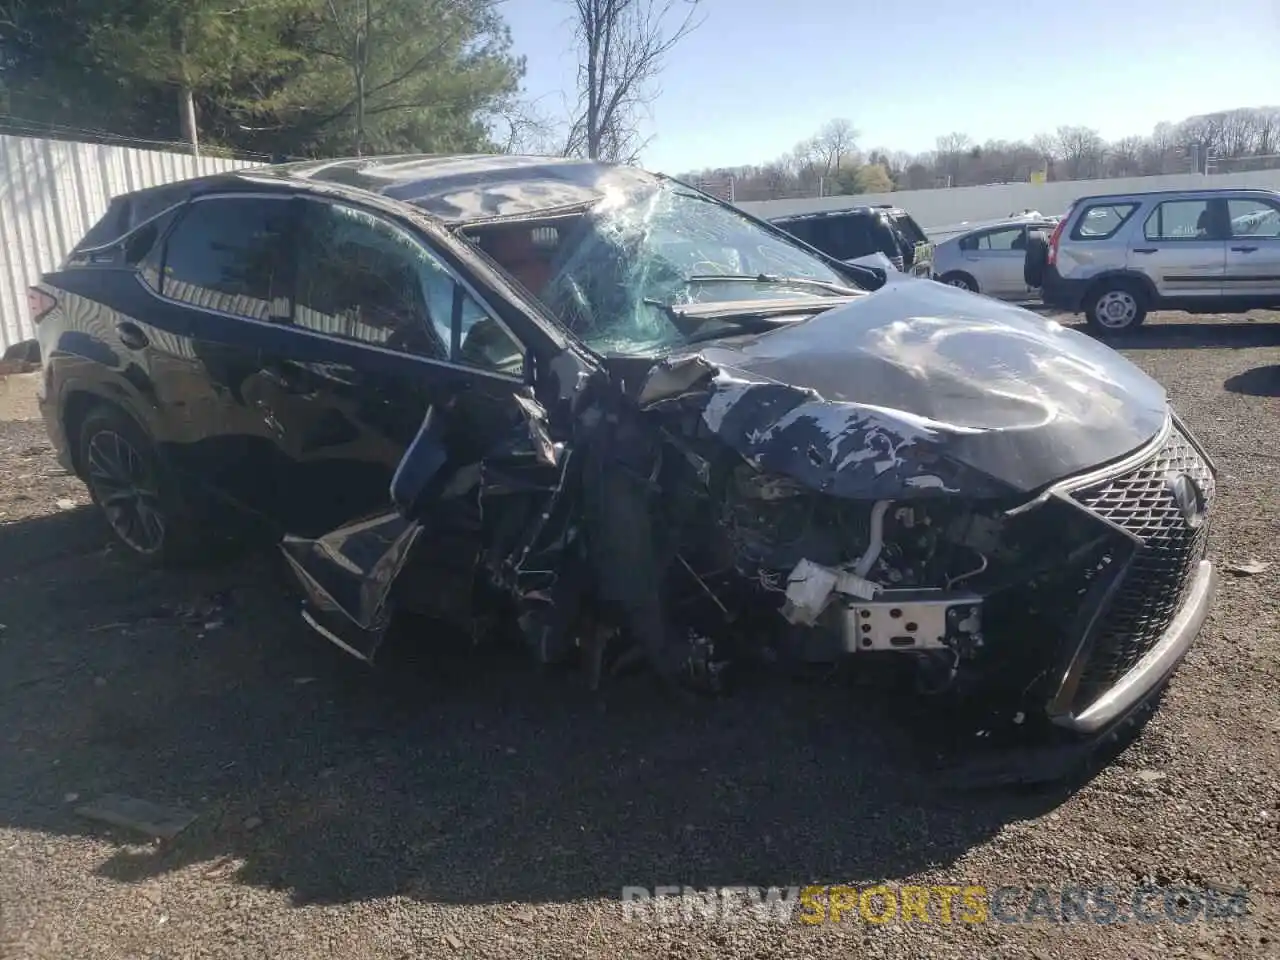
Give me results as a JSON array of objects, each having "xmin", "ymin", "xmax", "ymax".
[{"xmin": 146, "ymin": 196, "xmax": 297, "ymax": 519}]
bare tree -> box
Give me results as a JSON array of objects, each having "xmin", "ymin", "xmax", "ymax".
[
  {"xmin": 1256, "ymin": 107, "xmax": 1280, "ymax": 156},
  {"xmin": 563, "ymin": 0, "xmax": 703, "ymax": 162},
  {"xmin": 322, "ymin": 0, "xmax": 373, "ymax": 155},
  {"xmin": 1029, "ymin": 132, "xmax": 1057, "ymax": 161},
  {"xmin": 813, "ymin": 118, "xmax": 859, "ymax": 173},
  {"xmin": 674, "ymin": 104, "xmax": 1280, "ymax": 199},
  {"xmin": 1107, "ymin": 135, "xmax": 1144, "ymax": 177},
  {"xmin": 1055, "ymin": 125, "xmax": 1105, "ymax": 179},
  {"xmin": 934, "ymin": 131, "xmax": 972, "ymax": 185},
  {"xmin": 1142, "ymin": 121, "xmax": 1178, "ymax": 174},
  {"xmin": 493, "ymin": 95, "xmax": 560, "ymax": 154},
  {"xmin": 1177, "ymin": 112, "xmax": 1226, "ymax": 159}
]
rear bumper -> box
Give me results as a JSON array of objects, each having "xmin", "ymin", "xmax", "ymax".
[
  {"xmin": 1052, "ymin": 559, "xmax": 1216, "ymax": 734},
  {"xmin": 1040, "ymin": 265, "xmax": 1089, "ymax": 312},
  {"xmin": 37, "ymin": 380, "xmax": 75, "ymax": 475}
]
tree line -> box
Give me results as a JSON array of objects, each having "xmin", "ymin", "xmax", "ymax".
[
  {"xmin": 0, "ymin": 0, "xmax": 699, "ymax": 162},
  {"xmin": 682, "ymin": 107, "xmax": 1280, "ymax": 201},
  {"xmin": 0, "ymin": 0, "xmax": 533, "ymax": 158},
  {"xmin": 5, "ymin": 0, "xmax": 1275, "ymax": 198}
]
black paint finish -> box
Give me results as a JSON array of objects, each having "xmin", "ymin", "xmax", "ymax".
[{"xmin": 657, "ymin": 280, "xmax": 1169, "ymax": 498}]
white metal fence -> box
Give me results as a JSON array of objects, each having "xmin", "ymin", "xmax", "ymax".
[
  {"xmin": 0, "ymin": 134, "xmax": 254, "ymax": 350},
  {"xmin": 739, "ymin": 170, "xmax": 1280, "ymax": 231}
]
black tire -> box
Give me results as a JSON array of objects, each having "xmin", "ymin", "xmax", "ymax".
[
  {"xmin": 1083, "ymin": 279, "xmax": 1149, "ymax": 334},
  {"xmin": 1023, "ymin": 230, "xmax": 1049, "ymax": 287},
  {"xmin": 939, "ymin": 271, "xmax": 978, "ymax": 293},
  {"xmin": 76, "ymin": 405, "xmax": 204, "ymax": 565}
]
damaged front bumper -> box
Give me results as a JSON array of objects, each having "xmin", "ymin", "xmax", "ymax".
[{"xmin": 1050, "ymin": 559, "xmax": 1215, "ymax": 734}]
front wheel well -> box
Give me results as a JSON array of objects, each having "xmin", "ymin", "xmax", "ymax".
[{"xmin": 939, "ymin": 270, "xmax": 978, "ymax": 291}]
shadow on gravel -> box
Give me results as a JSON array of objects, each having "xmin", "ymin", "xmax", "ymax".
[
  {"xmin": 1071, "ymin": 319, "xmax": 1280, "ymax": 351},
  {"xmin": 0, "ymin": 504, "xmax": 109, "ymax": 577},
  {"xmin": 0, "ymin": 509, "xmax": 1080, "ymax": 910},
  {"xmin": 1223, "ymin": 365, "xmax": 1280, "ymax": 397}
]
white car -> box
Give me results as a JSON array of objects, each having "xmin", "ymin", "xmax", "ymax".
[{"xmin": 932, "ymin": 217, "xmax": 1059, "ymax": 300}]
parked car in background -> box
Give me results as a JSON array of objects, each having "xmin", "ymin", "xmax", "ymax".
[
  {"xmin": 30, "ymin": 156, "xmax": 1217, "ymax": 765},
  {"xmin": 932, "ymin": 217, "xmax": 1059, "ymax": 299},
  {"xmin": 770, "ymin": 205, "xmax": 933, "ymax": 277},
  {"xmin": 1025, "ymin": 187, "xmax": 1280, "ymax": 332}
]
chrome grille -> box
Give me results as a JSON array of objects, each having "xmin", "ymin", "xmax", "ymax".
[{"xmin": 1068, "ymin": 422, "xmax": 1214, "ymax": 709}]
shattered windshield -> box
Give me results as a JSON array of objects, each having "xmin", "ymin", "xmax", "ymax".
[{"xmin": 531, "ymin": 182, "xmax": 856, "ymax": 355}]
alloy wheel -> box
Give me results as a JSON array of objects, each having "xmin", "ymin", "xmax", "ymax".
[
  {"xmin": 1095, "ymin": 289, "xmax": 1139, "ymax": 328},
  {"xmin": 85, "ymin": 429, "xmax": 165, "ymax": 554}
]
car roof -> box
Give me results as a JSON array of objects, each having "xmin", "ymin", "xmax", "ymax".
[
  {"xmin": 770, "ymin": 206, "xmax": 886, "ymax": 223},
  {"xmin": 935, "ymin": 218, "xmax": 1056, "ymax": 243},
  {"xmin": 125, "ymin": 154, "xmax": 665, "ymax": 227},
  {"xmin": 1071, "ymin": 187, "xmax": 1280, "ymax": 205}
]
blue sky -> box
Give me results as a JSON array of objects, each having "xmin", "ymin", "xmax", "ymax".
[{"xmin": 500, "ymin": 0, "xmax": 1280, "ymax": 173}]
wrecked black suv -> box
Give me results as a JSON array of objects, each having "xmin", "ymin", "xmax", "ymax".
[{"xmin": 33, "ymin": 155, "xmax": 1216, "ymax": 749}]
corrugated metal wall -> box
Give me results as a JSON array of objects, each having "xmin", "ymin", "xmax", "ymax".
[{"xmin": 0, "ymin": 134, "xmax": 254, "ymax": 350}]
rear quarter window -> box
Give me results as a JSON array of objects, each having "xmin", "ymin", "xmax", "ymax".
[
  {"xmin": 1070, "ymin": 202, "xmax": 1139, "ymax": 241},
  {"xmin": 72, "ymin": 198, "xmax": 131, "ymax": 254},
  {"xmin": 891, "ymin": 213, "xmax": 928, "ymax": 245},
  {"xmin": 821, "ymin": 215, "xmax": 879, "ymax": 259}
]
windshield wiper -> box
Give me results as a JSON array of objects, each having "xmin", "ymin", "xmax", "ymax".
[{"xmin": 685, "ymin": 273, "xmax": 861, "ymax": 297}]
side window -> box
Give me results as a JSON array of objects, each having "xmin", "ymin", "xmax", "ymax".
[
  {"xmin": 74, "ymin": 198, "xmax": 130, "ymax": 253},
  {"xmin": 868, "ymin": 217, "xmax": 902, "ymax": 257},
  {"xmin": 844, "ymin": 217, "xmax": 878, "ymax": 257},
  {"xmin": 777, "ymin": 219, "xmax": 815, "ymax": 247},
  {"xmin": 891, "ymin": 214, "xmax": 927, "ymax": 245},
  {"xmin": 810, "ymin": 217, "xmax": 849, "ymax": 258},
  {"xmin": 1071, "ymin": 203, "xmax": 1138, "ymax": 241},
  {"xmin": 294, "ymin": 201, "xmax": 447, "ymax": 357},
  {"xmin": 1228, "ymin": 198, "xmax": 1280, "ymax": 238},
  {"xmin": 979, "ymin": 227, "xmax": 1023, "ymax": 251},
  {"xmin": 457, "ymin": 296, "xmax": 525, "ymax": 377},
  {"xmin": 130, "ymin": 210, "xmax": 178, "ymax": 291},
  {"xmin": 1144, "ymin": 200, "xmax": 1216, "ymax": 241},
  {"xmin": 161, "ymin": 197, "xmax": 292, "ymax": 320},
  {"xmin": 815, "ymin": 216, "xmax": 873, "ymax": 259},
  {"xmin": 294, "ymin": 201, "xmax": 524, "ymax": 376}
]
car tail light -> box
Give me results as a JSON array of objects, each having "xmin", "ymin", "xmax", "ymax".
[
  {"xmin": 1046, "ymin": 216, "xmax": 1068, "ymax": 267},
  {"xmin": 27, "ymin": 287, "xmax": 56, "ymax": 324}
]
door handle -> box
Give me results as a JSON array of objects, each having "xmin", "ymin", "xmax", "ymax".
[
  {"xmin": 1132, "ymin": 248, "xmax": 1159, "ymax": 254},
  {"xmin": 115, "ymin": 321, "xmax": 149, "ymax": 350},
  {"xmin": 1231, "ymin": 245, "xmax": 1258, "ymax": 253}
]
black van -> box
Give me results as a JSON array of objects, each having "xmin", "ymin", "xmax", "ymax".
[{"xmin": 770, "ymin": 205, "xmax": 933, "ymax": 277}]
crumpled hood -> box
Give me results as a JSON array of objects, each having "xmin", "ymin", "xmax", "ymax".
[{"xmin": 644, "ymin": 280, "xmax": 1168, "ymax": 499}]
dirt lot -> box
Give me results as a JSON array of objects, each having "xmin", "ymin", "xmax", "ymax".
[{"xmin": 1, "ymin": 314, "xmax": 1278, "ymax": 960}]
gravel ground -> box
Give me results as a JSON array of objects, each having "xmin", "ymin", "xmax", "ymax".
[{"xmin": 0, "ymin": 313, "xmax": 1278, "ymax": 959}]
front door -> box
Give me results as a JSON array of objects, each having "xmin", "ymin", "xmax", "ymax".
[
  {"xmin": 268, "ymin": 198, "xmax": 536, "ymax": 661},
  {"xmin": 1224, "ymin": 195, "xmax": 1280, "ymax": 299},
  {"xmin": 1131, "ymin": 197, "xmax": 1227, "ymax": 300}
]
